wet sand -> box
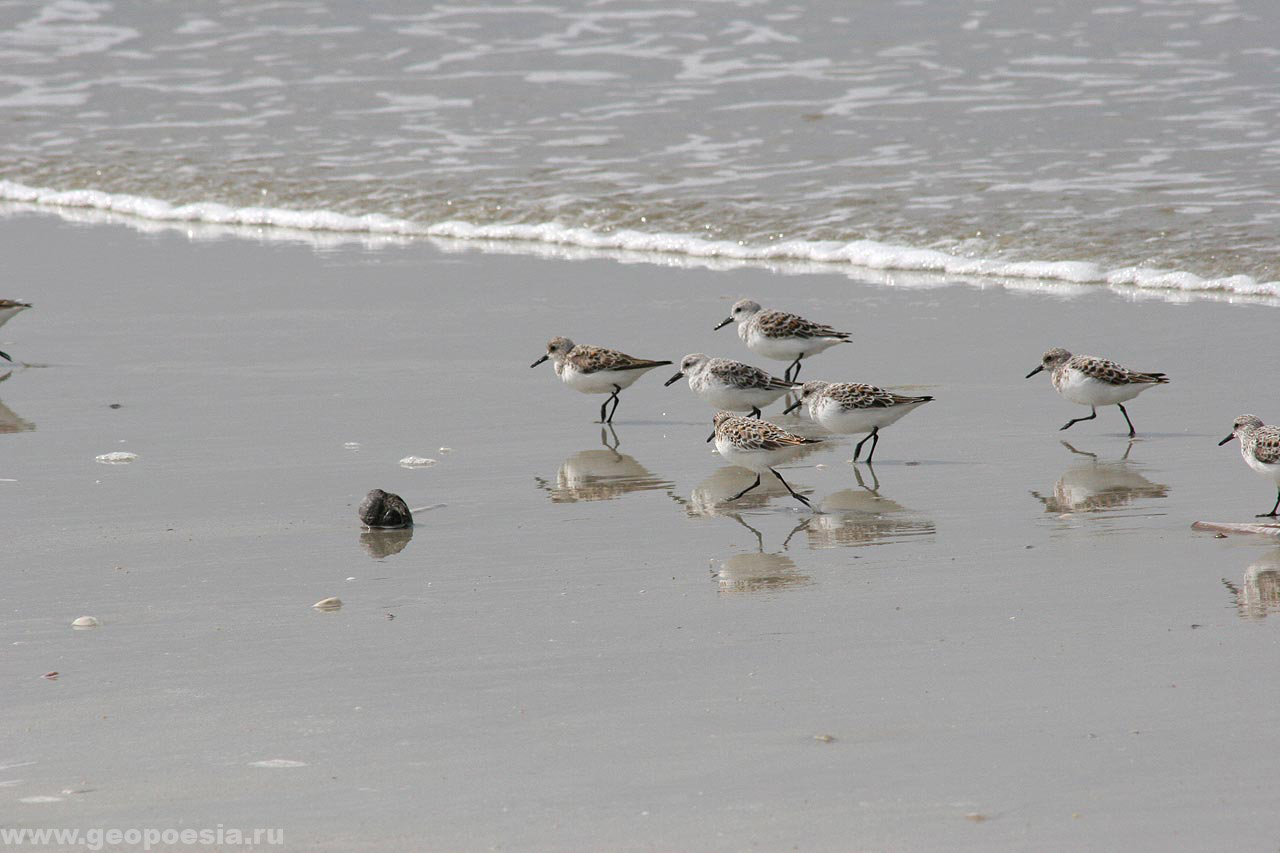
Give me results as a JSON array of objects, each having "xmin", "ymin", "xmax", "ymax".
[{"xmin": 3, "ymin": 211, "xmax": 1279, "ymax": 851}]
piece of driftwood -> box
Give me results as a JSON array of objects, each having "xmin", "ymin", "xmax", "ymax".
[{"xmin": 1192, "ymin": 521, "xmax": 1280, "ymax": 538}]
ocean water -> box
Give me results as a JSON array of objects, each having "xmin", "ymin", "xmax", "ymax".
[{"xmin": 2, "ymin": 0, "xmax": 1279, "ymax": 294}]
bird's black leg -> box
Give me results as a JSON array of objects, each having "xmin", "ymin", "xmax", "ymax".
[
  {"xmin": 749, "ymin": 406, "xmax": 762, "ymax": 418},
  {"xmin": 771, "ymin": 468, "xmax": 811, "ymax": 508},
  {"xmin": 1060, "ymin": 407, "xmax": 1098, "ymax": 431},
  {"xmin": 1117, "ymin": 403, "xmax": 1137, "ymax": 438},
  {"xmin": 727, "ymin": 474, "xmax": 762, "ymax": 502},
  {"xmin": 599, "ymin": 396, "xmax": 610, "ymax": 423},
  {"xmin": 603, "ymin": 384, "xmax": 622, "ymax": 423},
  {"xmin": 790, "ymin": 356, "xmax": 803, "ymax": 382},
  {"xmin": 853, "ymin": 428, "xmax": 878, "ymax": 462},
  {"xmin": 864, "ymin": 427, "xmax": 881, "ymax": 464},
  {"xmin": 1257, "ymin": 489, "xmax": 1280, "ymax": 518}
]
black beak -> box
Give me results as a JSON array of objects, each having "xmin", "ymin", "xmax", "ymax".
[
  {"xmin": 713, "ymin": 317, "xmax": 734, "ymax": 330},
  {"xmin": 1025, "ymin": 365, "xmax": 1044, "ymax": 379},
  {"xmin": 1219, "ymin": 434, "xmax": 1235, "ymax": 446},
  {"xmin": 0, "ymin": 350, "xmax": 11, "ymax": 364},
  {"xmin": 530, "ymin": 354, "xmax": 549, "ymax": 368},
  {"xmin": 664, "ymin": 371, "xmax": 684, "ymax": 387},
  {"xmin": 782, "ymin": 399, "xmax": 802, "ymax": 414},
  {"xmin": 706, "ymin": 432, "xmax": 715, "ymax": 443}
]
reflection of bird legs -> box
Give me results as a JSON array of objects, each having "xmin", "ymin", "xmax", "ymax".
[
  {"xmin": 1060, "ymin": 439, "xmax": 1136, "ymax": 461},
  {"xmin": 727, "ymin": 513, "xmax": 764, "ymax": 552},
  {"xmin": 781, "ymin": 518, "xmax": 810, "ymax": 550},
  {"xmin": 1060, "ymin": 441, "xmax": 1097, "ymax": 459},
  {"xmin": 600, "ymin": 424, "xmax": 621, "ymax": 455},
  {"xmin": 852, "ymin": 463, "xmax": 880, "ymax": 494}
]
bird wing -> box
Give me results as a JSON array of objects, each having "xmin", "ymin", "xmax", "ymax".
[
  {"xmin": 826, "ymin": 383, "xmax": 930, "ymax": 409},
  {"xmin": 755, "ymin": 310, "xmax": 851, "ymax": 341},
  {"xmin": 709, "ymin": 359, "xmax": 795, "ymax": 391},
  {"xmin": 1255, "ymin": 426, "xmax": 1280, "ymax": 465},
  {"xmin": 1070, "ymin": 355, "xmax": 1167, "ymax": 386},
  {"xmin": 570, "ymin": 346, "xmax": 672, "ymax": 374}
]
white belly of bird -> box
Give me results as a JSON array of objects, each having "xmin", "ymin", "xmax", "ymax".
[
  {"xmin": 741, "ymin": 325, "xmax": 841, "ymax": 361},
  {"xmin": 814, "ymin": 398, "xmax": 925, "ymax": 435},
  {"xmin": 1244, "ymin": 447, "xmax": 1280, "ymax": 485},
  {"xmin": 1056, "ymin": 369, "xmax": 1146, "ymax": 406},
  {"xmin": 715, "ymin": 436, "xmax": 797, "ymax": 474},
  {"xmin": 559, "ymin": 363, "xmax": 648, "ymax": 395},
  {"xmin": 693, "ymin": 376, "xmax": 788, "ymax": 411}
]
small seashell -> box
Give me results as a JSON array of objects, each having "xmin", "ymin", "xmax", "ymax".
[
  {"xmin": 71, "ymin": 616, "xmax": 100, "ymax": 629},
  {"xmin": 965, "ymin": 813, "xmax": 987, "ymax": 822},
  {"xmin": 95, "ymin": 452, "xmax": 137, "ymax": 464},
  {"xmin": 813, "ymin": 734, "xmax": 836, "ymax": 743},
  {"xmin": 312, "ymin": 597, "xmax": 343, "ymax": 611},
  {"xmin": 358, "ymin": 489, "xmax": 413, "ymax": 529},
  {"xmin": 41, "ymin": 671, "xmax": 59, "ymax": 679},
  {"xmin": 398, "ymin": 456, "xmax": 437, "ymax": 468},
  {"xmin": 438, "ymin": 447, "xmax": 454, "ymax": 453}
]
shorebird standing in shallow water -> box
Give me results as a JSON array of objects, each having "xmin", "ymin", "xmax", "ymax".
[
  {"xmin": 531, "ymin": 337, "xmax": 672, "ymax": 424},
  {"xmin": 665, "ymin": 353, "xmax": 796, "ymax": 422},
  {"xmin": 708, "ymin": 410, "xmax": 821, "ymax": 508},
  {"xmin": 1220, "ymin": 415, "xmax": 1280, "ymax": 517},
  {"xmin": 1025, "ymin": 348, "xmax": 1168, "ymax": 437},
  {"xmin": 785, "ymin": 380, "xmax": 933, "ymax": 464},
  {"xmin": 0, "ymin": 299, "xmax": 31, "ymax": 364},
  {"xmin": 714, "ymin": 299, "xmax": 850, "ymax": 382}
]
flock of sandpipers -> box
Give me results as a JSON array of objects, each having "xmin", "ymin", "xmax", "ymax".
[
  {"xmin": 532, "ymin": 297, "xmax": 1280, "ymax": 516},
  {"xmin": 1, "ymin": 296, "xmax": 1275, "ymax": 516}
]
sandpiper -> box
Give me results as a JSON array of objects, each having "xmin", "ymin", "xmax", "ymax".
[
  {"xmin": 1026, "ymin": 348, "xmax": 1168, "ymax": 437},
  {"xmin": 708, "ymin": 410, "xmax": 820, "ymax": 508},
  {"xmin": 713, "ymin": 299, "xmax": 850, "ymax": 382},
  {"xmin": 784, "ymin": 380, "xmax": 933, "ymax": 464},
  {"xmin": 0, "ymin": 299, "xmax": 30, "ymax": 332},
  {"xmin": 664, "ymin": 353, "xmax": 796, "ymax": 418},
  {"xmin": 1220, "ymin": 415, "xmax": 1280, "ymax": 517},
  {"xmin": 531, "ymin": 337, "xmax": 672, "ymax": 423}
]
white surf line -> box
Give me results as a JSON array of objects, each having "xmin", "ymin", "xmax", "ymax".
[{"xmin": 2, "ymin": 179, "xmax": 1277, "ymax": 299}]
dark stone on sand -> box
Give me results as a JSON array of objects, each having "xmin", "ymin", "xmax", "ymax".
[{"xmin": 359, "ymin": 489, "xmax": 413, "ymax": 529}]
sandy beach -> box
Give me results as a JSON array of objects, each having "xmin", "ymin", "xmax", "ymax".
[{"xmin": 3, "ymin": 210, "xmax": 1279, "ymax": 850}]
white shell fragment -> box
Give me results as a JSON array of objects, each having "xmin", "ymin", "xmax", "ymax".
[
  {"xmin": 95, "ymin": 452, "xmax": 138, "ymax": 464},
  {"xmin": 398, "ymin": 456, "xmax": 437, "ymax": 468},
  {"xmin": 312, "ymin": 597, "xmax": 343, "ymax": 611},
  {"xmin": 71, "ymin": 616, "xmax": 101, "ymax": 629},
  {"xmin": 249, "ymin": 759, "xmax": 308, "ymax": 768}
]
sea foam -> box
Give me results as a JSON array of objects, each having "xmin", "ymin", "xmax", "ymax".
[{"xmin": 2, "ymin": 179, "xmax": 1276, "ymax": 299}]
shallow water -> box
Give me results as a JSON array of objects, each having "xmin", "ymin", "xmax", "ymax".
[
  {"xmin": 3, "ymin": 212, "xmax": 1280, "ymax": 849},
  {"xmin": 3, "ymin": 0, "xmax": 1280, "ymax": 292}
]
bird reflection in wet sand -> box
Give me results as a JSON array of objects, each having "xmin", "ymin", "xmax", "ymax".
[
  {"xmin": 1223, "ymin": 549, "xmax": 1280, "ymax": 620},
  {"xmin": 805, "ymin": 466, "xmax": 935, "ymax": 549},
  {"xmin": 1031, "ymin": 441, "xmax": 1169, "ymax": 515},
  {"xmin": 535, "ymin": 426, "xmax": 672, "ymax": 503},
  {"xmin": 682, "ymin": 439, "xmax": 825, "ymax": 517},
  {"xmin": 360, "ymin": 527, "xmax": 415, "ymax": 559},
  {"xmin": 0, "ymin": 372, "xmax": 33, "ymax": 434},
  {"xmin": 714, "ymin": 551, "xmax": 811, "ymax": 594}
]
